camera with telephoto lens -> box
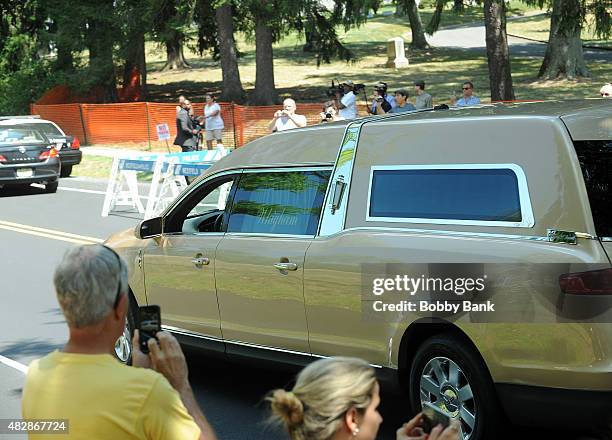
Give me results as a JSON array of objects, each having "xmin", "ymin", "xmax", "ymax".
[{"xmin": 326, "ymin": 80, "xmax": 344, "ymax": 98}]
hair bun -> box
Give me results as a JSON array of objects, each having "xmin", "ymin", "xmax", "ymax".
[{"xmin": 270, "ymin": 389, "xmax": 304, "ymax": 427}]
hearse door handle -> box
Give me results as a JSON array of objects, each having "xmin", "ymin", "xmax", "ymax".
[
  {"xmin": 191, "ymin": 255, "xmax": 210, "ymax": 267},
  {"xmin": 273, "ymin": 262, "xmax": 298, "ymax": 271}
]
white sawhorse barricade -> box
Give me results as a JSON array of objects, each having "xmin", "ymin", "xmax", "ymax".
[{"xmin": 101, "ymin": 149, "xmax": 228, "ymax": 218}]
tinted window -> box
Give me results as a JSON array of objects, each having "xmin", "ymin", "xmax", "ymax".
[
  {"xmin": 0, "ymin": 128, "xmax": 47, "ymax": 144},
  {"xmin": 574, "ymin": 140, "xmax": 611, "ymax": 236},
  {"xmin": 369, "ymin": 168, "xmax": 522, "ymax": 222},
  {"xmin": 20, "ymin": 123, "xmax": 63, "ymax": 136},
  {"xmin": 227, "ymin": 170, "xmax": 331, "ymax": 235}
]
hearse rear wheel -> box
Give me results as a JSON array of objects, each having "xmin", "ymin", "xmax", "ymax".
[{"xmin": 409, "ymin": 333, "xmax": 502, "ymax": 440}]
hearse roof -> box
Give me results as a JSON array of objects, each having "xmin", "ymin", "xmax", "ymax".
[{"xmin": 202, "ymin": 99, "xmax": 610, "ymax": 178}]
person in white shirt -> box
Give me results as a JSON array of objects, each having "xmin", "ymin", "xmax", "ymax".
[
  {"xmin": 268, "ymin": 98, "xmax": 308, "ymax": 133},
  {"xmin": 203, "ymin": 93, "xmax": 224, "ymax": 150},
  {"xmin": 337, "ymin": 81, "xmax": 358, "ymax": 119}
]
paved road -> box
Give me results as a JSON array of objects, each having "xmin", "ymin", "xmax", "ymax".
[
  {"xmin": 427, "ymin": 20, "xmax": 612, "ymax": 64},
  {"xmin": 0, "ymin": 178, "xmax": 600, "ymax": 439}
]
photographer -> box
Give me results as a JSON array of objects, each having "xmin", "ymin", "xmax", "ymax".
[
  {"xmin": 320, "ymin": 100, "xmax": 345, "ymax": 123},
  {"xmin": 372, "ymin": 87, "xmax": 393, "ymax": 115},
  {"xmin": 370, "ymin": 82, "xmax": 396, "ymax": 114},
  {"xmin": 22, "ymin": 244, "xmax": 217, "ymax": 440},
  {"xmin": 337, "ymin": 80, "xmax": 358, "ymax": 120},
  {"xmin": 269, "ymin": 98, "xmax": 308, "ymax": 133}
]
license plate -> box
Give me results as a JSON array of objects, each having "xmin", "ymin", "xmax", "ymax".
[{"xmin": 16, "ymin": 168, "xmax": 33, "ymax": 178}]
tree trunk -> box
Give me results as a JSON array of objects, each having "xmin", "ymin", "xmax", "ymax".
[
  {"xmin": 215, "ymin": 3, "xmax": 245, "ymax": 102},
  {"xmin": 123, "ymin": 31, "xmax": 147, "ymax": 99},
  {"xmin": 406, "ymin": 0, "xmax": 429, "ymax": 49},
  {"xmin": 538, "ymin": 0, "xmax": 589, "ymax": 80},
  {"xmin": 250, "ymin": 16, "xmax": 278, "ymax": 105},
  {"xmin": 454, "ymin": 0, "xmax": 464, "ymax": 13},
  {"xmin": 484, "ymin": 0, "xmax": 515, "ymax": 101},
  {"xmin": 87, "ymin": 12, "xmax": 118, "ymax": 103},
  {"xmin": 56, "ymin": 41, "xmax": 74, "ymax": 72},
  {"xmin": 162, "ymin": 31, "xmax": 190, "ymax": 71}
]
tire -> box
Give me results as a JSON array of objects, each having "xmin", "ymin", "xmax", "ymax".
[
  {"xmin": 408, "ymin": 333, "xmax": 502, "ymax": 440},
  {"xmin": 45, "ymin": 181, "xmax": 58, "ymax": 193},
  {"xmin": 60, "ymin": 165, "xmax": 73, "ymax": 177},
  {"xmin": 114, "ymin": 294, "xmax": 137, "ymax": 365}
]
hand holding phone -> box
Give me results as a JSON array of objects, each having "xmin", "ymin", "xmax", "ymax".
[
  {"xmin": 421, "ymin": 402, "xmax": 451, "ymax": 433},
  {"xmin": 138, "ymin": 305, "xmax": 161, "ymax": 354}
]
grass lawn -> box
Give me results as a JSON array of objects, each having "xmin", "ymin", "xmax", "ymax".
[
  {"xmin": 72, "ymin": 155, "xmax": 156, "ymax": 181},
  {"xmin": 71, "ymin": 156, "xmax": 114, "ymax": 180},
  {"xmin": 507, "ymin": 13, "xmax": 612, "ymax": 49},
  {"xmin": 144, "ymin": 1, "xmax": 609, "ymax": 105}
]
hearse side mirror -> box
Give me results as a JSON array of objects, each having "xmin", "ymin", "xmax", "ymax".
[
  {"xmin": 135, "ymin": 217, "xmax": 163, "ymax": 240},
  {"xmin": 330, "ymin": 175, "xmax": 346, "ymax": 214}
]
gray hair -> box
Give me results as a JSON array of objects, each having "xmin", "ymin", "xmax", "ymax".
[{"xmin": 54, "ymin": 244, "xmax": 129, "ymax": 328}]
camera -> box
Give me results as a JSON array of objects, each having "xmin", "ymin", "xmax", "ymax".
[{"xmin": 326, "ymin": 80, "xmax": 344, "ymax": 98}]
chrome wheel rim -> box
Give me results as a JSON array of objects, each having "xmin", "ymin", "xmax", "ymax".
[
  {"xmin": 114, "ymin": 320, "xmax": 132, "ymax": 363},
  {"xmin": 420, "ymin": 356, "xmax": 476, "ymax": 440}
]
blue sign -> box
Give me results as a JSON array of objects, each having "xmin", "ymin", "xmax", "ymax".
[
  {"xmin": 118, "ymin": 159, "xmax": 156, "ymax": 173},
  {"xmin": 135, "ymin": 151, "xmax": 222, "ymax": 163},
  {"xmin": 173, "ymin": 163, "xmax": 212, "ymax": 176}
]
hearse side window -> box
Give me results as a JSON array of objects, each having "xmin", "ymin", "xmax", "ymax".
[
  {"xmin": 226, "ymin": 170, "xmax": 331, "ymax": 236},
  {"xmin": 368, "ymin": 167, "xmax": 523, "ymax": 224},
  {"xmin": 574, "ymin": 140, "xmax": 612, "ymax": 237}
]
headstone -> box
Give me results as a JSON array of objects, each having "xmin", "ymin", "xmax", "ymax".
[{"xmin": 386, "ymin": 37, "xmax": 409, "ymax": 69}]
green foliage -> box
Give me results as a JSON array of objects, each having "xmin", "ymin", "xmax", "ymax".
[
  {"xmin": 0, "ymin": 60, "xmax": 59, "ymax": 115},
  {"xmin": 519, "ymin": 0, "xmax": 610, "ymax": 38}
]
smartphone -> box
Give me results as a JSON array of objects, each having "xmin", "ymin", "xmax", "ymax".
[
  {"xmin": 421, "ymin": 402, "xmax": 451, "ymax": 433},
  {"xmin": 138, "ymin": 305, "xmax": 161, "ymax": 354}
]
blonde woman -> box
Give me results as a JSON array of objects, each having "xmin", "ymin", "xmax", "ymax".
[
  {"xmin": 203, "ymin": 93, "xmax": 224, "ymax": 150},
  {"xmin": 268, "ymin": 357, "xmax": 460, "ymax": 440}
]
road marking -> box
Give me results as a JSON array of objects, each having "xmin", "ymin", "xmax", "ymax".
[
  {"xmin": 58, "ymin": 186, "xmax": 106, "ymax": 195},
  {"xmin": 0, "ymin": 220, "xmax": 103, "ymax": 245},
  {"xmin": 0, "ymin": 354, "xmax": 28, "ymax": 374},
  {"xmin": 58, "ymin": 185, "xmax": 150, "ymax": 199}
]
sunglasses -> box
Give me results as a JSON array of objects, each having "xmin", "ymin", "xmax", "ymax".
[
  {"xmin": 462, "ymin": 87, "xmax": 472, "ymax": 90},
  {"xmin": 601, "ymin": 92, "xmax": 610, "ymax": 97},
  {"xmin": 103, "ymin": 245, "xmax": 124, "ymax": 309}
]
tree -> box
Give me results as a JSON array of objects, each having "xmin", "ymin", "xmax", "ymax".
[
  {"xmin": 249, "ymin": 0, "xmax": 279, "ymax": 105},
  {"xmin": 82, "ymin": 0, "xmax": 119, "ymax": 102},
  {"xmin": 524, "ymin": 0, "xmax": 610, "ymax": 80},
  {"xmin": 215, "ymin": 1, "xmax": 246, "ymax": 102},
  {"xmin": 484, "ymin": 0, "xmax": 515, "ymax": 100},
  {"xmin": 454, "ymin": 0, "xmax": 465, "ymax": 13},
  {"xmin": 243, "ymin": 0, "xmax": 375, "ymax": 104},
  {"xmin": 152, "ymin": 0, "xmax": 193, "ymax": 71},
  {"xmin": 539, "ymin": 0, "xmax": 589, "ymax": 79},
  {"xmin": 118, "ymin": 0, "xmax": 151, "ymax": 98},
  {"xmin": 397, "ymin": 0, "xmax": 429, "ymax": 49}
]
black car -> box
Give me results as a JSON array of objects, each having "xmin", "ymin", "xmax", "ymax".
[
  {"xmin": 10, "ymin": 120, "xmax": 83, "ymax": 177},
  {"xmin": 0, "ymin": 127, "xmax": 60, "ymax": 193}
]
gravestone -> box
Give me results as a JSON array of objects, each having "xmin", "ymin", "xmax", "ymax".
[{"xmin": 386, "ymin": 37, "xmax": 409, "ymax": 69}]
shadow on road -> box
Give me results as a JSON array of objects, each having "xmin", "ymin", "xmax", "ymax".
[
  {"xmin": 0, "ymin": 185, "xmax": 47, "ymax": 198},
  {"xmin": 183, "ymin": 350, "xmax": 603, "ymax": 440},
  {"xmin": 0, "ymin": 339, "xmax": 63, "ymax": 359}
]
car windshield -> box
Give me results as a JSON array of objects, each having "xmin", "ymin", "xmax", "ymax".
[
  {"xmin": 0, "ymin": 128, "xmax": 47, "ymax": 145},
  {"xmin": 18, "ymin": 123, "xmax": 63, "ymax": 136}
]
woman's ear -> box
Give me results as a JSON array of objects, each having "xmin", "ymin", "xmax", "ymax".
[{"xmin": 343, "ymin": 407, "xmax": 360, "ymax": 436}]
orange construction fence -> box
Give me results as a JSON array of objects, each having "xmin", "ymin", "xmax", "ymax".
[{"xmin": 31, "ymin": 102, "xmax": 370, "ymax": 148}]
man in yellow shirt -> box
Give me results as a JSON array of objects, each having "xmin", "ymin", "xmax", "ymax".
[{"xmin": 22, "ymin": 244, "xmax": 217, "ymax": 440}]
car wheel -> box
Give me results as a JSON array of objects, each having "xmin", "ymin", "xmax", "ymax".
[
  {"xmin": 114, "ymin": 295, "xmax": 136, "ymax": 365},
  {"xmin": 45, "ymin": 181, "xmax": 58, "ymax": 193},
  {"xmin": 60, "ymin": 165, "xmax": 73, "ymax": 177},
  {"xmin": 409, "ymin": 333, "xmax": 502, "ymax": 440}
]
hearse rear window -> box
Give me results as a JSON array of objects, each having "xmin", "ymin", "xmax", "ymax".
[
  {"xmin": 574, "ymin": 140, "xmax": 611, "ymax": 237},
  {"xmin": 368, "ymin": 166, "xmax": 530, "ymax": 226}
]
